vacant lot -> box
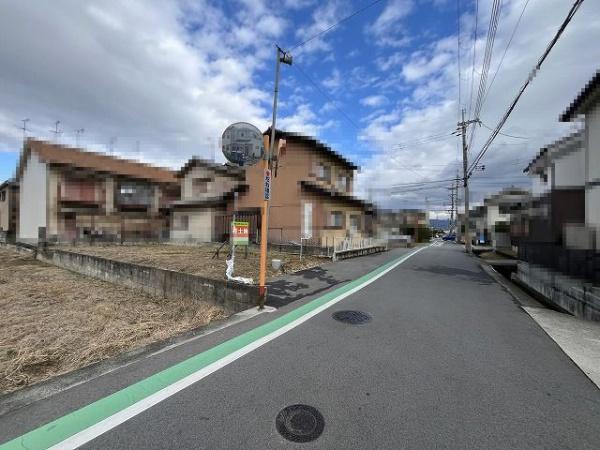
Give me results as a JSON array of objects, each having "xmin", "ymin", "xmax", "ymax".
[
  {"xmin": 0, "ymin": 248, "xmax": 226, "ymax": 394},
  {"xmin": 56, "ymin": 243, "xmax": 325, "ymax": 283}
]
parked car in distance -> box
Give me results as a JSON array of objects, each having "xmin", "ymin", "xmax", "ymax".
[{"xmin": 442, "ymin": 233, "xmax": 456, "ymax": 241}]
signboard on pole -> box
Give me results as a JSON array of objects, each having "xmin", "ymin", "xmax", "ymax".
[
  {"xmin": 302, "ymin": 202, "xmax": 312, "ymax": 239},
  {"xmin": 232, "ymin": 221, "xmax": 249, "ymax": 246},
  {"xmin": 264, "ymin": 168, "xmax": 271, "ymax": 201},
  {"xmin": 221, "ymin": 122, "xmax": 264, "ymax": 167}
]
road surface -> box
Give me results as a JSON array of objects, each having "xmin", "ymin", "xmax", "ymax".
[{"xmin": 1, "ymin": 242, "xmax": 599, "ymax": 449}]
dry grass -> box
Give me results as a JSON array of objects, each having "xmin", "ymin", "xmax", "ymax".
[
  {"xmin": 56, "ymin": 243, "xmax": 325, "ymax": 283},
  {"xmin": 0, "ymin": 248, "xmax": 227, "ymax": 395}
]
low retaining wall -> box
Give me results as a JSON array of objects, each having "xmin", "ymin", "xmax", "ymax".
[
  {"xmin": 37, "ymin": 248, "xmax": 259, "ymax": 313},
  {"xmin": 333, "ymin": 245, "xmax": 387, "ymax": 261},
  {"xmin": 513, "ymin": 261, "xmax": 600, "ymax": 321}
]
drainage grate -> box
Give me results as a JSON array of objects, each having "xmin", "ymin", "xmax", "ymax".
[
  {"xmin": 332, "ymin": 310, "xmax": 372, "ymax": 325},
  {"xmin": 275, "ymin": 404, "xmax": 325, "ymax": 443}
]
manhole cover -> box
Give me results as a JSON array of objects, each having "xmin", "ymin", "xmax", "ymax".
[
  {"xmin": 275, "ymin": 404, "xmax": 325, "ymax": 443},
  {"xmin": 332, "ymin": 310, "xmax": 371, "ymax": 325}
]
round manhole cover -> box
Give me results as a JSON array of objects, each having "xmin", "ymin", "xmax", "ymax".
[
  {"xmin": 275, "ymin": 404, "xmax": 325, "ymax": 443},
  {"xmin": 332, "ymin": 310, "xmax": 372, "ymax": 325}
]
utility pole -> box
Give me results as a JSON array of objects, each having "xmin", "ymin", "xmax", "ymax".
[
  {"xmin": 258, "ymin": 45, "xmax": 292, "ymax": 309},
  {"xmin": 448, "ymin": 182, "xmax": 456, "ymax": 233},
  {"xmin": 457, "ymin": 109, "xmax": 480, "ymax": 253}
]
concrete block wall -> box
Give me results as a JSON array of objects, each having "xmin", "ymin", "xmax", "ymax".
[
  {"xmin": 513, "ymin": 261, "xmax": 600, "ymax": 321},
  {"xmin": 37, "ymin": 249, "xmax": 259, "ymax": 313}
]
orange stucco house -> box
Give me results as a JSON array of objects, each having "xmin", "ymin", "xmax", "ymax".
[{"xmin": 235, "ymin": 129, "xmax": 373, "ymax": 247}]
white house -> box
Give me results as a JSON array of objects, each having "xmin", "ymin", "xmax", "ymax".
[{"xmin": 560, "ymin": 70, "xmax": 600, "ymax": 248}]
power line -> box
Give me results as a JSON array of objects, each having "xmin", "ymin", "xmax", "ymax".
[
  {"xmin": 467, "ymin": 0, "xmax": 479, "ymax": 119},
  {"xmin": 294, "ymin": 62, "xmax": 454, "ymax": 150},
  {"xmin": 480, "ymin": 0, "xmax": 531, "ymax": 110},
  {"xmin": 293, "ymin": 63, "xmax": 362, "ymax": 130},
  {"xmin": 469, "ymin": 0, "xmax": 585, "ymax": 175},
  {"xmin": 289, "ymin": 0, "xmax": 385, "ymax": 52},
  {"xmin": 456, "ymin": 0, "xmax": 462, "ymax": 115},
  {"xmin": 480, "ymin": 121, "xmax": 529, "ymax": 139},
  {"xmin": 467, "ymin": 0, "xmax": 502, "ymax": 152}
]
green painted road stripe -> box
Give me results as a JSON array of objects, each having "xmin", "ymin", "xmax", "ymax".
[{"xmin": 1, "ymin": 247, "xmax": 424, "ymax": 450}]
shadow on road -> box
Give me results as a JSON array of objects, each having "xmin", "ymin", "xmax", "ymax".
[
  {"xmin": 411, "ymin": 265, "xmax": 493, "ymax": 285},
  {"xmin": 267, "ymin": 266, "xmax": 351, "ymax": 308}
]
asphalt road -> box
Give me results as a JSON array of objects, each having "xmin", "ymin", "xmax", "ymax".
[{"xmin": 1, "ymin": 243, "xmax": 600, "ymax": 449}]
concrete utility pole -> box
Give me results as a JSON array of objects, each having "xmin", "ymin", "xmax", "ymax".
[
  {"xmin": 448, "ymin": 182, "xmax": 456, "ymax": 233},
  {"xmin": 457, "ymin": 109, "xmax": 480, "ymax": 253}
]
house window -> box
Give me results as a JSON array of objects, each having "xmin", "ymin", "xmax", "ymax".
[
  {"xmin": 316, "ymin": 163, "xmax": 331, "ymax": 182},
  {"xmin": 119, "ymin": 185, "xmax": 136, "ymax": 195},
  {"xmin": 337, "ymin": 175, "xmax": 348, "ymax": 191},
  {"xmin": 0, "ymin": 191, "xmax": 5, "ymax": 202},
  {"xmin": 175, "ymin": 215, "xmax": 189, "ymax": 231},
  {"xmin": 349, "ymin": 215, "xmax": 361, "ymax": 232},
  {"xmin": 192, "ymin": 177, "xmax": 211, "ymax": 196},
  {"xmin": 329, "ymin": 211, "xmax": 344, "ymax": 228}
]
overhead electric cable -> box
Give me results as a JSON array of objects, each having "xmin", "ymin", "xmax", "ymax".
[
  {"xmin": 468, "ymin": 0, "xmax": 585, "ymax": 175},
  {"xmin": 289, "ymin": 0, "xmax": 385, "ymax": 52},
  {"xmin": 467, "ymin": 0, "xmax": 479, "ymax": 119},
  {"xmin": 480, "ymin": 0, "xmax": 531, "ymax": 110}
]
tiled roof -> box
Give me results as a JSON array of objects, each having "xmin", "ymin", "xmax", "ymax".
[
  {"xmin": 24, "ymin": 139, "xmax": 177, "ymax": 184},
  {"xmin": 264, "ymin": 128, "xmax": 359, "ymax": 170},
  {"xmin": 299, "ymin": 180, "xmax": 372, "ymax": 209},
  {"xmin": 523, "ymin": 130, "xmax": 584, "ymax": 173},
  {"xmin": 177, "ymin": 157, "xmax": 245, "ymax": 179},
  {"xmin": 560, "ymin": 70, "xmax": 600, "ymax": 122}
]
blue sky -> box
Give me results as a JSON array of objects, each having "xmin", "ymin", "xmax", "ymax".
[{"xmin": 1, "ymin": 0, "xmax": 599, "ymax": 215}]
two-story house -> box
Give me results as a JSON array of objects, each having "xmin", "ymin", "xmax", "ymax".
[
  {"xmin": 523, "ymin": 131, "xmax": 585, "ymax": 245},
  {"xmin": 0, "ymin": 179, "xmax": 19, "ymax": 241},
  {"xmin": 235, "ymin": 129, "xmax": 372, "ymax": 247},
  {"xmin": 513, "ymin": 70, "xmax": 600, "ymax": 321},
  {"xmin": 170, "ymin": 157, "xmax": 246, "ymax": 242},
  {"xmin": 17, "ymin": 138, "xmax": 179, "ymax": 243}
]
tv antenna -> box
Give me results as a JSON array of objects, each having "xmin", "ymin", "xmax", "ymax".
[
  {"xmin": 20, "ymin": 118, "xmax": 30, "ymax": 141},
  {"xmin": 50, "ymin": 121, "xmax": 62, "ymax": 142},
  {"xmin": 75, "ymin": 128, "xmax": 85, "ymax": 147}
]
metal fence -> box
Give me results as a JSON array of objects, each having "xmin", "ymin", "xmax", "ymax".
[
  {"xmin": 519, "ymin": 241, "xmax": 600, "ymax": 285},
  {"xmin": 214, "ymin": 211, "xmax": 261, "ymax": 243}
]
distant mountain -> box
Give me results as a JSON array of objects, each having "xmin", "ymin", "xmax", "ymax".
[{"xmin": 429, "ymin": 218, "xmax": 450, "ymax": 230}]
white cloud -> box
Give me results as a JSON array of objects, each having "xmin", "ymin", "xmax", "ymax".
[
  {"xmin": 0, "ymin": 0, "xmax": 288, "ymax": 165},
  {"xmin": 361, "ymin": 95, "xmax": 388, "ymax": 107},
  {"xmin": 357, "ymin": 0, "xmax": 600, "ymax": 210},
  {"xmin": 322, "ymin": 68, "xmax": 342, "ymax": 90},
  {"xmin": 278, "ymin": 104, "xmax": 320, "ymax": 136},
  {"xmin": 365, "ymin": 0, "xmax": 414, "ymax": 47},
  {"xmin": 294, "ymin": 0, "xmax": 347, "ymax": 57}
]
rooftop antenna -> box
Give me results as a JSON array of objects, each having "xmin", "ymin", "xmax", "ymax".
[
  {"xmin": 20, "ymin": 118, "xmax": 30, "ymax": 142},
  {"xmin": 50, "ymin": 121, "xmax": 62, "ymax": 143},
  {"xmin": 109, "ymin": 136, "xmax": 117, "ymax": 154},
  {"xmin": 75, "ymin": 128, "xmax": 85, "ymax": 147}
]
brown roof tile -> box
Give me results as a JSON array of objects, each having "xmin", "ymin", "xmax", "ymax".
[{"xmin": 26, "ymin": 139, "xmax": 177, "ymax": 184}]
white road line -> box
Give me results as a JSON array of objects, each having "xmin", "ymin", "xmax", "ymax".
[{"xmin": 49, "ymin": 245, "xmax": 430, "ymax": 450}]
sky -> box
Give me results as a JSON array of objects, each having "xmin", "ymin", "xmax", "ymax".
[{"xmin": 0, "ymin": 0, "xmax": 598, "ymax": 217}]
